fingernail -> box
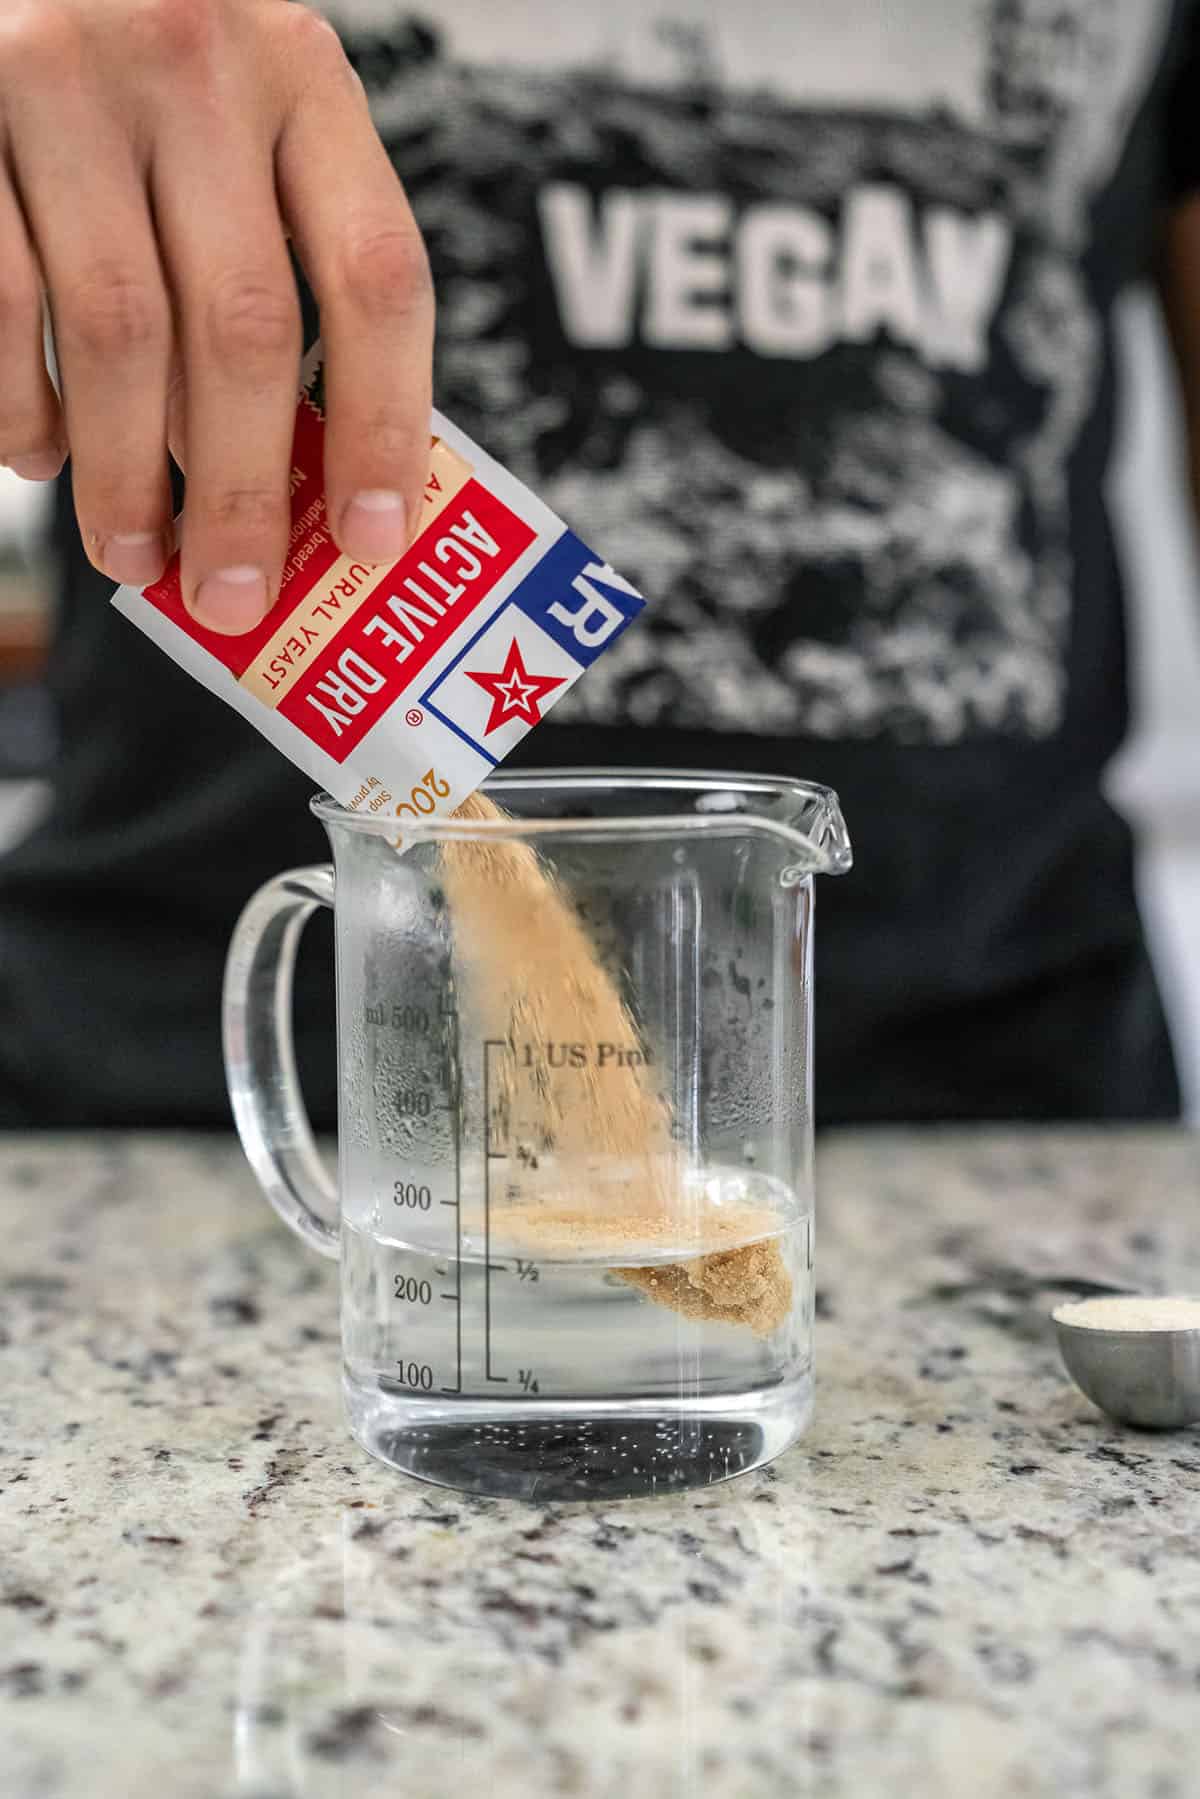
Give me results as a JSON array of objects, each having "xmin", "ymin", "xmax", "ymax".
[
  {"xmin": 192, "ymin": 566, "xmax": 269, "ymax": 635},
  {"xmin": 340, "ymin": 490, "xmax": 409, "ymax": 563},
  {"xmin": 4, "ymin": 448, "xmax": 65, "ymax": 483},
  {"xmin": 103, "ymin": 532, "xmax": 169, "ymax": 588}
]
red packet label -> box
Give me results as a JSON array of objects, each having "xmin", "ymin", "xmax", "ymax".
[{"xmin": 113, "ymin": 351, "xmax": 644, "ymax": 819}]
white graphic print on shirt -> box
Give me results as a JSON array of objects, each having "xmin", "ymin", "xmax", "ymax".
[{"xmin": 331, "ymin": 0, "xmax": 1171, "ymax": 742}]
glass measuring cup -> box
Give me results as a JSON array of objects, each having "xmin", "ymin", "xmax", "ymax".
[{"xmin": 223, "ymin": 770, "xmax": 851, "ymax": 1499}]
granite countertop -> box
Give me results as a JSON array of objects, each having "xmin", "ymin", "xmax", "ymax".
[{"xmin": 3, "ymin": 1129, "xmax": 1200, "ymax": 1798}]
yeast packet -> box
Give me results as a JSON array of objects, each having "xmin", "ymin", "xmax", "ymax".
[{"xmin": 112, "ymin": 350, "xmax": 644, "ymax": 821}]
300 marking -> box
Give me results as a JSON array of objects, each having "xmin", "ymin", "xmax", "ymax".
[{"xmin": 393, "ymin": 1181, "xmax": 433, "ymax": 1210}]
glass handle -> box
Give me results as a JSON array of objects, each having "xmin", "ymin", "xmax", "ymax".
[{"xmin": 223, "ymin": 865, "xmax": 339, "ymax": 1261}]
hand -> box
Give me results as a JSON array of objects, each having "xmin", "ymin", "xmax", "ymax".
[{"xmin": 0, "ymin": 0, "xmax": 434, "ymax": 632}]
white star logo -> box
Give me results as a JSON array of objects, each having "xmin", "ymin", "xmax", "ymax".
[{"xmin": 467, "ymin": 640, "xmax": 567, "ymax": 734}]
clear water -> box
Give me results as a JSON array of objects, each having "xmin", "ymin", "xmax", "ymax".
[{"xmin": 341, "ymin": 1165, "xmax": 813, "ymax": 1499}]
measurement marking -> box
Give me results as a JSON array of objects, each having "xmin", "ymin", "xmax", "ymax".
[
  {"xmin": 486, "ymin": 1262, "xmax": 508, "ymax": 1273},
  {"xmin": 451, "ymin": 1002, "xmax": 463, "ymax": 1395},
  {"xmin": 432, "ymin": 999, "xmax": 464, "ymax": 1397},
  {"xmin": 483, "ymin": 1038, "xmax": 509, "ymax": 1384}
]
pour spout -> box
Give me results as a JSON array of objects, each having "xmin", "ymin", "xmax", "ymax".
[{"xmin": 782, "ymin": 782, "xmax": 853, "ymax": 877}]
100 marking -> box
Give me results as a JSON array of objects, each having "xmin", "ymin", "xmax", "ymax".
[{"xmin": 395, "ymin": 1360, "xmax": 434, "ymax": 1391}]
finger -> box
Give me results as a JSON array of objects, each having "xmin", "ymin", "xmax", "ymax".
[
  {"xmin": 0, "ymin": 166, "xmax": 64, "ymax": 484},
  {"xmin": 152, "ymin": 118, "xmax": 302, "ymax": 635},
  {"xmin": 12, "ymin": 100, "xmax": 174, "ymax": 587},
  {"xmin": 277, "ymin": 70, "xmax": 434, "ymax": 566},
  {"xmin": 166, "ymin": 340, "xmax": 187, "ymax": 475}
]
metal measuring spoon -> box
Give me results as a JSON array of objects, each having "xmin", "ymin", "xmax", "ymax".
[{"xmin": 1053, "ymin": 1295, "xmax": 1200, "ymax": 1429}]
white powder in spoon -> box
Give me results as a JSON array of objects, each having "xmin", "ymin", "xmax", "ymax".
[{"xmin": 1053, "ymin": 1295, "xmax": 1200, "ymax": 1333}]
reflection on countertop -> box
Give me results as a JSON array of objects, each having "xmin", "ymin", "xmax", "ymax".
[{"xmin": 2, "ymin": 1129, "xmax": 1200, "ymax": 1797}]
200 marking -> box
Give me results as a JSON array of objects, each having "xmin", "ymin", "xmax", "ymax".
[{"xmin": 394, "ymin": 1275, "xmax": 432, "ymax": 1306}]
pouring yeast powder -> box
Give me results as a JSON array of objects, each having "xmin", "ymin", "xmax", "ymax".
[{"xmin": 442, "ymin": 791, "xmax": 791, "ymax": 1337}]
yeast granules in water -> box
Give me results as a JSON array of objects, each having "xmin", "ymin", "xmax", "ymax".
[{"xmin": 443, "ymin": 792, "xmax": 791, "ymax": 1337}]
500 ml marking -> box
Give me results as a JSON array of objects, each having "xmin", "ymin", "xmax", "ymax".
[
  {"xmin": 370, "ymin": 986, "xmax": 465, "ymax": 1398},
  {"xmin": 363, "ymin": 1001, "xmax": 432, "ymax": 1031},
  {"xmin": 380, "ymin": 1029, "xmax": 551, "ymax": 1404}
]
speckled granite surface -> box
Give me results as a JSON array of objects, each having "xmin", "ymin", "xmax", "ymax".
[{"xmin": 3, "ymin": 1130, "xmax": 1200, "ymax": 1798}]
